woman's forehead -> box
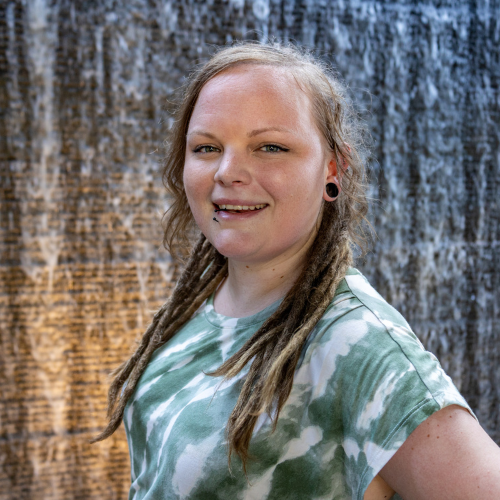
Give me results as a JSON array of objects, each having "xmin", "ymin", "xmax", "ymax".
[
  {"xmin": 206, "ymin": 65, "xmax": 307, "ymax": 99},
  {"xmin": 192, "ymin": 65, "xmax": 313, "ymax": 123}
]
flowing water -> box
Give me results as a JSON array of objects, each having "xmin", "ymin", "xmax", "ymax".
[{"xmin": 0, "ymin": 0, "xmax": 498, "ymax": 498}]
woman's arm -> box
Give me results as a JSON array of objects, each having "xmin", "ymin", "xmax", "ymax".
[
  {"xmin": 364, "ymin": 474, "xmax": 395, "ymax": 499},
  {"xmin": 378, "ymin": 404, "xmax": 500, "ymax": 499}
]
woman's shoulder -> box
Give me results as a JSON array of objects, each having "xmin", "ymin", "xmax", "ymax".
[
  {"xmin": 294, "ymin": 268, "xmax": 474, "ymax": 497},
  {"xmin": 312, "ymin": 267, "xmax": 423, "ymax": 356},
  {"xmin": 302, "ymin": 268, "xmax": 471, "ymax": 413},
  {"xmin": 323, "ymin": 268, "xmax": 413, "ymax": 333}
]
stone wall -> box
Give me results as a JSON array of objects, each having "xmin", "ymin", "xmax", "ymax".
[{"xmin": 0, "ymin": 0, "xmax": 498, "ymax": 498}]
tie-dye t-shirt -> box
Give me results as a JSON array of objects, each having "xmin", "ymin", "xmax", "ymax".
[{"xmin": 124, "ymin": 268, "xmax": 473, "ymax": 500}]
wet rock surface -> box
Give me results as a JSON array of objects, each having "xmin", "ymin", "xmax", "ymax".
[{"xmin": 0, "ymin": 0, "xmax": 498, "ymax": 498}]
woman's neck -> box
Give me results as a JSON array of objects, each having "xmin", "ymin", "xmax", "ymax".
[{"xmin": 213, "ymin": 232, "xmax": 316, "ymax": 318}]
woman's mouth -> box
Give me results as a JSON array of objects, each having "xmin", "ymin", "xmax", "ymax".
[{"xmin": 214, "ymin": 203, "xmax": 268, "ymax": 214}]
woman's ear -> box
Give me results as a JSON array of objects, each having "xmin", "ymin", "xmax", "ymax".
[{"xmin": 323, "ymin": 158, "xmax": 340, "ymax": 202}]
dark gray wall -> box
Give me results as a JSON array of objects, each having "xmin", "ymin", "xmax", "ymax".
[{"xmin": 0, "ymin": 0, "xmax": 498, "ymax": 498}]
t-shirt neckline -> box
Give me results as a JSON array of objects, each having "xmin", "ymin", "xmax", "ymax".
[
  {"xmin": 202, "ymin": 267, "xmax": 359, "ymax": 328},
  {"xmin": 203, "ymin": 292, "xmax": 283, "ymax": 328}
]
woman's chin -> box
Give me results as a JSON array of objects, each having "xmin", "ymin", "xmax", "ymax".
[
  {"xmin": 209, "ymin": 234, "xmax": 264, "ymax": 262},
  {"xmin": 212, "ymin": 243, "xmax": 258, "ymax": 261}
]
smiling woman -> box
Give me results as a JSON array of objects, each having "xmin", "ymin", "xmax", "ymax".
[
  {"xmin": 184, "ymin": 64, "xmax": 332, "ymax": 283},
  {"xmin": 92, "ymin": 43, "xmax": 500, "ymax": 500}
]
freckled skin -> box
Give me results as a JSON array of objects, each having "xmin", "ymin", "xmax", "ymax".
[{"xmin": 379, "ymin": 405, "xmax": 500, "ymax": 499}]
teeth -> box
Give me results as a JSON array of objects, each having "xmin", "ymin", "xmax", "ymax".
[{"xmin": 218, "ymin": 204, "xmax": 266, "ymax": 211}]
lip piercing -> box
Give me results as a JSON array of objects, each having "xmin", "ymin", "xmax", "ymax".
[{"xmin": 213, "ymin": 217, "xmax": 219, "ymax": 223}]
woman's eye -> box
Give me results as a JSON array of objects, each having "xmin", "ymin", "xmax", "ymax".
[
  {"xmin": 193, "ymin": 145, "xmax": 220, "ymax": 153},
  {"xmin": 261, "ymin": 144, "xmax": 288, "ymax": 153}
]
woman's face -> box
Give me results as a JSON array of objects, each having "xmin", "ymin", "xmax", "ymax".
[{"xmin": 183, "ymin": 64, "xmax": 337, "ymax": 266}]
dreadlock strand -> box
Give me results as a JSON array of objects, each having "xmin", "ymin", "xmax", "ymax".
[
  {"xmin": 258, "ymin": 237, "xmax": 353, "ymax": 415},
  {"xmin": 156, "ymin": 261, "xmax": 228, "ymax": 345},
  {"xmin": 227, "ymin": 339, "xmax": 290, "ymax": 464},
  {"xmin": 118, "ymin": 258, "xmax": 227, "ymax": 411},
  {"xmin": 167, "ymin": 238, "xmax": 215, "ymax": 317},
  {"xmin": 271, "ymin": 219, "xmax": 342, "ymax": 328},
  {"xmin": 169, "ymin": 237, "xmax": 208, "ymax": 302},
  {"xmin": 260, "ymin": 271, "xmax": 345, "ymax": 408},
  {"xmin": 208, "ymin": 323, "xmax": 284, "ymax": 379},
  {"xmin": 93, "ymin": 237, "xmax": 228, "ymax": 444},
  {"xmin": 155, "ymin": 255, "xmax": 225, "ymax": 342},
  {"xmin": 105, "ymin": 306, "xmax": 170, "ymax": 415},
  {"xmin": 217, "ymin": 245, "xmax": 336, "ymax": 417},
  {"xmin": 189, "ymin": 250, "xmax": 227, "ymax": 296},
  {"xmin": 91, "ymin": 325, "xmax": 167, "ymax": 443},
  {"xmin": 225, "ymin": 351, "xmax": 268, "ymax": 468},
  {"xmin": 154, "ymin": 248, "xmax": 224, "ymax": 346},
  {"xmin": 218, "ymin": 207, "xmax": 355, "ymax": 461},
  {"xmin": 104, "ymin": 240, "xmax": 217, "ymax": 414},
  {"xmin": 171, "ymin": 248, "xmax": 225, "ymax": 315}
]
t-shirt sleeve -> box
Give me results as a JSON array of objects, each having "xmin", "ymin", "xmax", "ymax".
[{"xmin": 331, "ymin": 276, "xmax": 475, "ymax": 500}]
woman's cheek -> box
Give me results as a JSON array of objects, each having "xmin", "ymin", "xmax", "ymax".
[
  {"xmin": 184, "ymin": 165, "xmax": 207, "ymax": 206},
  {"xmin": 185, "ymin": 191, "xmax": 206, "ymax": 229}
]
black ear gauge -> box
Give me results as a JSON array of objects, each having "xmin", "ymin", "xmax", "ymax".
[{"xmin": 326, "ymin": 183, "xmax": 339, "ymax": 199}]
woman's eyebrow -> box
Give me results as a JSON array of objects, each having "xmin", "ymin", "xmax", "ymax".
[
  {"xmin": 248, "ymin": 126, "xmax": 292, "ymax": 137},
  {"xmin": 186, "ymin": 127, "xmax": 292, "ymax": 139},
  {"xmin": 186, "ymin": 130, "xmax": 217, "ymax": 139}
]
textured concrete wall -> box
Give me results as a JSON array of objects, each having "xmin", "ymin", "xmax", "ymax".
[{"xmin": 0, "ymin": 0, "xmax": 498, "ymax": 498}]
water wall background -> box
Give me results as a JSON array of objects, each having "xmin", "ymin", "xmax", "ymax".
[{"xmin": 0, "ymin": 0, "xmax": 498, "ymax": 498}]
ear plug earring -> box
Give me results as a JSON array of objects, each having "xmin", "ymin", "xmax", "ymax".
[{"xmin": 326, "ymin": 183, "xmax": 339, "ymax": 200}]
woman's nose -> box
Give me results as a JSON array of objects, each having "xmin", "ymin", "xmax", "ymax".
[{"xmin": 213, "ymin": 151, "xmax": 251, "ymax": 186}]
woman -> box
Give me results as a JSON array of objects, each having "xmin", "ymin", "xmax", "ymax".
[{"xmin": 93, "ymin": 43, "xmax": 500, "ymax": 499}]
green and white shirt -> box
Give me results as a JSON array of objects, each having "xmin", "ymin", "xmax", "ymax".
[{"xmin": 124, "ymin": 268, "xmax": 473, "ymax": 500}]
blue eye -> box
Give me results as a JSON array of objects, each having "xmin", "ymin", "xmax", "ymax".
[
  {"xmin": 262, "ymin": 144, "xmax": 288, "ymax": 153},
  {"xmin": 194, "ymin": 145, "xmax": 220, "ymax": 153}
]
